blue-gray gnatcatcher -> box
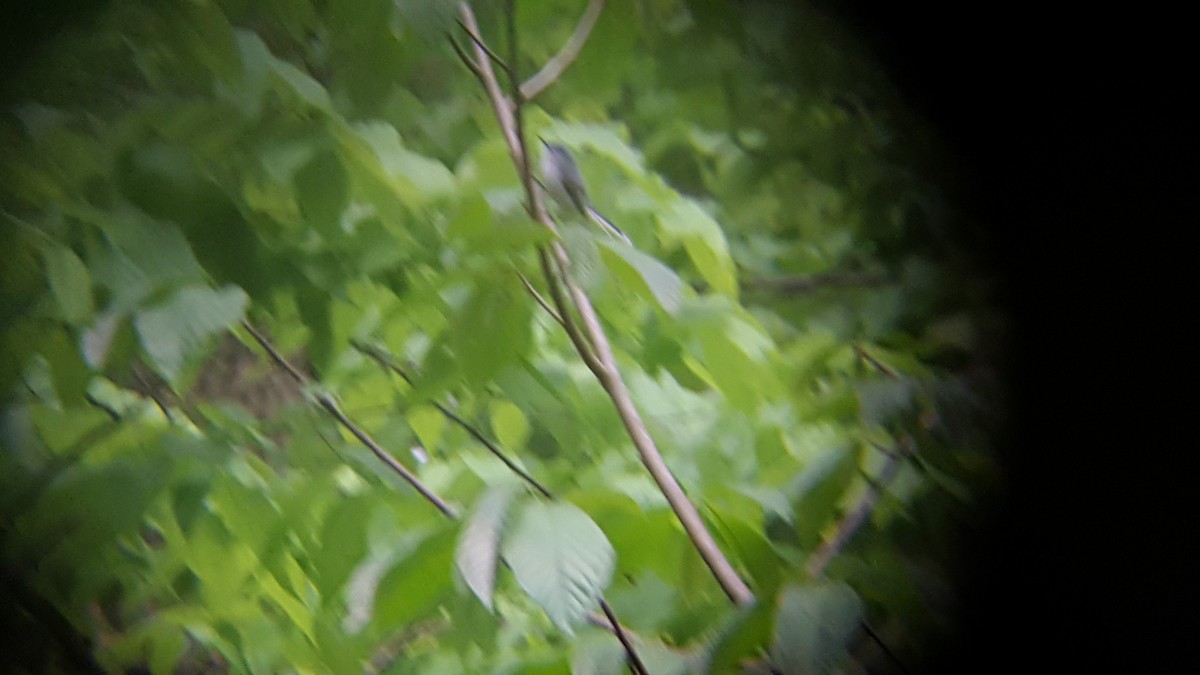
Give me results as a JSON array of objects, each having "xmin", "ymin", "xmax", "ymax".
[{"xmin": 539, "ymin": 140, "xmax": 630, "ymax": 243}]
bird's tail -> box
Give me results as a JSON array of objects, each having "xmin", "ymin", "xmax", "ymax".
[{"xmin": 585, "ymin": 206, "xmax": 631, "ymax": 244}]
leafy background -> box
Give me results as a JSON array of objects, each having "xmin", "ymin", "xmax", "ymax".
[{"xmin": 1, "ymin": 0, "xmax": 1009, "ymax": 673}]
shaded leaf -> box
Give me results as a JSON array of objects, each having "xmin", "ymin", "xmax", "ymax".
[
  {"xmin": 770, "ymin": 581, "xmax": 863, "ymax": 675},
  {"xmin": 43, "ymin": 244, "xmax": 94, "ymax": 323}
]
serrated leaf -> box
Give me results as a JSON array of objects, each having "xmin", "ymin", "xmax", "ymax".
[
  {"xmin": 133, "ymin": 284, "xmax": 248, "ymax": 384},
  {"xmin": 598, "ymin": 241, "xmax": 684, "ymax": 314},
  {"xmin": 455, "ymin": 484, "xmax": 520, "ymax": 610},
  {"xmin": 501, "ymin": 501, "xmax": 615, "ymax": 633},
  {"xmin": 771, "ymin": 582, "xmax": 863, "ymax": 675},
  {"xmin": 43, "ymin": 244, "xmax": 93, "ymax": 323}
]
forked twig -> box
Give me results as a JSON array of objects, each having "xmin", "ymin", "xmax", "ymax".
[
  {"xmin": 240, "ymin": 320, "xmax": 456, "ymax": 517},
  {"xmin": 456, "ymin": 2, "xmax": 753, "ymax": 606},
  {"xmin": 519, "ymin": 0, "xmax": 606, "ymax": 101},
  {"xmin": 351, "ymin": 341, "xmax": 553, "ymax": 499}
]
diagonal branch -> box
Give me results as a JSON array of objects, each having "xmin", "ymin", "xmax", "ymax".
[
  {"xmin": 804, "ymin": 436, "xmax": 914, "ymax": 577},
  {"xmin": 241, "ymin": 320, "xmax": 456, "ymax": 517},
  {"xmin": 519, "ymin": 0, "xmax": 605, "ymax": 101},
  {"xmin": 600, "ymin": 598, "xmax": 649, "ymax": 675},
  {"xmin": 351, "ymin": 341, "xmax": 554, "ymax": 499},
  {"xmin": 457, "ymin": 2, "xmax": 753, "ymax": 606}
]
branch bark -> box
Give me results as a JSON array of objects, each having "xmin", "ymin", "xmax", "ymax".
[
  {"xmin": 457, "ymin": 2, "xmax": 753, "ymax": 606},
  {"xmin": 351, "ymin": 341, "xmax": 554, "ymax": 499},
  {"xmin": 519, "ymin": 0, "xmax": 605, "ymax": 101},
  {"xmin": 241, "ymin": 320, "xmax": 457, "ymax": 517}
]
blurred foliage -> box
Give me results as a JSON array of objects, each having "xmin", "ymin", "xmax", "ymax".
[{"xmin": 1, "ymin": 0, "xmax": 1005, "ymax": 672}]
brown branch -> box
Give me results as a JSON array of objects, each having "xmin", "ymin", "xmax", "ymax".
[
  {"xmin": 351, "ymin": 341, "xmax": 554, "ymax": 499},
  {"xmin": 539, "ymin": 248, "xmax": 605, "ymax": 373},
  {"xmin": 457, "ymin": 2, "xmax": 753, "ymax": 606},
  {"xmin": 519, "ymin": 271, "xmax": 565, "ymax": 325},
  {"xmin": 457, "ymin": 5, "xmax": 527, "ymax": 176},
  {"xmin": 600, "ymin": 598, "xmax": 649, "ymax": 675},
  {"xmin": 448, "ymin": 34, "xmax": 484, "ymax": 82},
  {"xmin": 519, "ymin": 0, "xmax": 605, "ymax": 101},
  {"xmin": 853, "ymin": 343, "xmax": 899, "ymax": 379},
  {"xmin": 804, "ymin": 437, "xmax": 913, "ymax": 577},
  {"xmin": 457, "ymin": 17, "xmax": 512, "ymax": 79},
  {"xmin": 241, "ymin": 320, "xmax": 457, "ymax": 517}
]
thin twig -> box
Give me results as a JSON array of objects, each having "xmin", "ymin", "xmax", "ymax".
[
  {"xmin": 457, "ymin": 5, "xmax": 525, "ymax": 169},
  {"xmin": 600, "ymin": 598, "xmax": 649, "ymax": 675},
  {"xmin": 315, "ymin": 391, "xmax": 457, "ymax": 518},
  {"xmin": 519, "ymin": 271, "xmax": 565, "ymax": 325},
  {"xmin": 351, "ymin": 341, "xmax": 554, "ymax": 499},
  {"xmin": 457, "ymin": 17, "xmax": 513, "ymax": 81},
  {"xmin": 448, "ymin": 34, "xmax": 484, "ymax": 81},
  {"xmin": 853, "ymin": 343, "xmax": 899, "ymax": 379},
  {"xmin": 241, "ymin": 320, "xmax": 456, "ymax": 517},
  {"xmin": 539, "ymin": 248, "xmax": 605, "ymax": 373},
  {"xmin": 519, "ymin": 0, "xmax": 606, "ymax": 101},
  {"xmin": 458, "ymin": 1, "xmax": 753, "ymax": 606},
  {"xmin": 804, "ymin": 437, "xmax": 913, "ymax": 577}
]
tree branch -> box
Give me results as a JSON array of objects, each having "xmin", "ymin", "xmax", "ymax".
[
  {"xmin": 853, "ymin": 342, "xmax": 899, "ymax": 379},
  {"xmin": 240, "ymin": 320, "xmax": 457, "ymax": 518},
  {"xmin": 457, "ymin": 2, "xmax": 753, "ymax": 606},
  {"xmin": 351, "ymin": 340, "xmax": 554, "ymax": 499},
  {"xmin": 519, "ymin": 0, "xmax": 605, "ymax": 101},
  {"xmin": 804, "ymin": 437, "xmax": 913, "ymax": 577},
  {"xmin": 600, "ymin": 598, "xmax": 649, "ymax": 675}
]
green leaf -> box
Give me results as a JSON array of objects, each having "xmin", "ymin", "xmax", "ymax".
[
  {"xmin": 43, "ymin": 244, "xmax": 94, "ymax": 323},
  {"xmin": 770, "ymin": 581, "xmax": 863, "ymax": 675},
  {"xmin": 598, "ymin": 240, "xmax": 684, "ymax": 314},
  {"xmin": 489, "ymin": 399, "xmax": 530, "ymax": 452},
  {"xmin": 659, "ymin": 199, "xmax": 737, "ymax": 296},
  {"xmin": 269, "ymin": 58, "xmax": 331, "ymax": 110},
  {"xmin": 348, "ymin": 121, "xmax": 456, "ymax": 205},
  {"xmin": 294, "ymin": 148, "xmax": 349, "ymax": 238},
  {"xmin": 373, "ymin": 526, "xmax": 458, "ymax": 629},
  {"xmin": 455, "ymin": 484, "xmax": 520, "ymax": 610},
  {"xmin": 704, "ymin": 600, "xmax": 775, "ymax": 673},
  {"xmin": 790, "ymin": 444, "xmax": 859, "ymax": 546},
  {"xmin": 314, "ymin": 496, "xmax": 373, "ymax": 601},
  {"xmin": 445, "ymin": 278, "xmax": 532, "ymax": 386},
  {"xmin": 407, "ymin": 404, "xmax": 446, "ymax": 456},
  {"xmin": 501, "ymin": 501, "xmax": 615, "ymax": 633},
  {"xmin": 133, "ymin": 284, "xmax": 249, "ymax": 384}
]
